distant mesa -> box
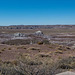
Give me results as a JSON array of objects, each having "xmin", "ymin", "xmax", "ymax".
[{"xmin": 0, "ymin": 25, "xmax": 75, "ymax": 29}]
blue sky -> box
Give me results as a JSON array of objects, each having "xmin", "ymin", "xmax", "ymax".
[{"xmin": 0, "ymin": 0, "xmax": 75, "ymax": 26}]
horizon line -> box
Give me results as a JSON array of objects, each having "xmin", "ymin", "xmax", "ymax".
[{"xmin": 0, "ymin": 24, "xmax": 75, "ymax": 26}]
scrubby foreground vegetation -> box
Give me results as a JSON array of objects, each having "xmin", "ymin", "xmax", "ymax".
[
  {"xmin": 0, "ymin": 53, "xmax": 75, "ymax": 75},
  {"xmin": 0, "ymin": 43, "xmax": 75, "ymax": 75}
]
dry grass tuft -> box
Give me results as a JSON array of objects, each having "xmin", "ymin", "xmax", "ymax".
[
  {"xmin": 0, "ymin": 51, "xmax": 2, "ymax": 54},
  {"xmin": 55, "ymin": 50, "xmax": 63, "ymax": 54},
  {"xmin": 37, "ymin": 41, "xmax": 43, "ymax": 45},
  {"xmin": 27, "ymin": 47, "xmax": 40, "ymax": 51},
  {"xmin": 22, "ymin": 53, "xmax": 30, "ymax": 56},
  {"xmin": 58, "ymin": 57, "xmax": 75, "ymax": 69},
  {"xmin": 37, "ymin": 52, "xmax": 51, "ymax": 58},
  {"xmin": 8, "ymin": 48, "xmax": 11, "ymax": 50},
  {"xmin": 17, "ymin": 46, "xmax": 26, "ymax": 49},
  {"xmin": 11, "ymin": 60, "xmax": 18, "ymax": 66},
  {"xmin": 66, "ymin": 46, "xmax": 71, "ymax": 50},
  {"xmin": 1, "ymin": 49, "xmax": 5, "ymax": 51}
]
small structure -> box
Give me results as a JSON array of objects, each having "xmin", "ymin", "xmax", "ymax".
[
  {"xmin": 35, "ymin": 31, "xmax": 44, "ymax": 36},
  {"xmin": 56, "ymin": 71, "xmax": 75, "ymax": 75}
]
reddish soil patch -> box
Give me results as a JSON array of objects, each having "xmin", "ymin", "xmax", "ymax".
[{"xmin": 0, "ymin": 44, "xmax": 75, "ymax": 62}]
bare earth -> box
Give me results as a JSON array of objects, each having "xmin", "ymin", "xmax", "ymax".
[{"xmin": 0, "ymin": 44, "xmax": 75, "ymax": 62}]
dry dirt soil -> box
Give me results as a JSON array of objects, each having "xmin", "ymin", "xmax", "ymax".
[{"xmin": 0, "ymin": 44, "xmax": 75, "ymax": 62}]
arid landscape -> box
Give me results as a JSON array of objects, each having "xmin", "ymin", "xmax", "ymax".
[
  {"xmin": 1, "ymin": 0, "xmax": 75, "ymax": 74},
  {"xmin": 0, "ymin": 25, "xmax": 75, "ymax": 75}
]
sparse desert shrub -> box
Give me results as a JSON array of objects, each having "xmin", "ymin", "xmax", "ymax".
[
  {"xmin": 8, "ymin": 48, "xmax": 11, "ymax": 50},
  {"xmin": 3, "ymin": 48, "xmax": 6, "ymax": 50},
  {"xmin": 49, "ymin": 43, "xmax": 58, "ymax": 49},
  {"xmin": 59, "ymin": 45, "xmax": 63, "ymax": 47},
  {"xmin": 22, "ymin": 53, "xmax": 30, "ymax": 57},
  {"xmin": 17, "ymin": 46, "xmax": 26, "ymax": 49},
  {"xmin": 3, "ymin": 60, "xmax": 11, "ymax": 64},
  {"xmin": 0, "ymin": 63, "xmax": 21, "ymax": 75},
  {"xmin": 49, "ymin": 46, "xmax": 53, "ymax": 48},
  {"xmin": 27, "ymin": 47, "xmax": 40, "ymax": 51},
  {"xmin": 55, "ymin": 50, "xmax": 63, "ymax": 54},
  {"xmin": 37, "ymin": 53, "xmax": 51, "ymax": 58},
  {"xmin": 66, "ymin": 46, "xmax": 71, "ymax": 50},
  {"xmin": 68, "ymin": 54, "xmax": 74, "ymax": 58},
  {"xmin": 38, "ymin": 41, "xmax": 43, "ymax": 45},
  {"xmin": 27, "ymin": 60, "xmax": 43, "ymax": 65},
  {"xmin": 18, "ymin": 53, "xmax": 43, "ymax": 66},
  {"xmin": 1, "ymin": 49, "xmax": 5, "ymax": 51},
  {"xmin": 11, "ymin": 60, "xmax": 18, "ymax": 66},
  {"xmin": 56, "ymin": 45, "xmax": 65, "ymax": 50},
  {"xmin": 1, "ymin": 48, "xmax": 6, "ymax": 52},
  {"xmin": 58, "ymin": 57, "xmax": 75, "ymax": 69},
  {"xmin": 57, "ymin": 47, "xmax": 63, "ymax": 50},
  {"xmin": 38, "ymin": 39, "xmax": 50, "ymax": 45},
  {"xmin": 46, "ymin": 51, "xmax": 52, "ymax": 55},
  {"xmin": 56, "ymin": 45, "xmax": 71, "ymax": 51},
  {"xmin": 42, "ymin": 39, "xmax": 50, "ymax": 44},
  {"xmin": 0, "ymin": 51, "xmax": 2, "ymax": 54},
  {"xmin": 58, "ymin": 56, "xmax": 62, "ymax": 60},
  {"xmin": 31, "ymin": 38, "xmax": 42, "ymax": 44},
  {"xmin": 0, "ymin": 58, "xmax": 2, "ymax": 62}
]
